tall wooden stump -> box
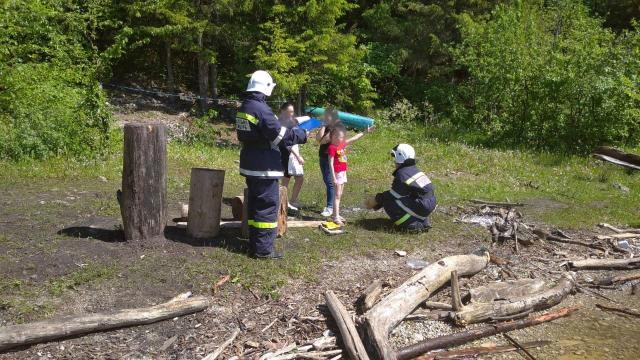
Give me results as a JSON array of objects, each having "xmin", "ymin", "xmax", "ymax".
[
  {"xmin": 187, "ymin": 168, "xmax": 225, "ymax": 238},
  {"xmin": 240, "ymin": 186, "xmax": 288, "ymax": 238},
  {"xmin": 121, "ymin": 123, "xmax": 167, "ymax": 243}
]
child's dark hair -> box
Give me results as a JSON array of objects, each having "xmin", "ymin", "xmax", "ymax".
[
  {"xmin": 280, "ymin": 101, "xmax": 294, "ymax": 111},
  {"xmin": 332, "ymin": 124, "xmax": 347, "ymax": 135}
]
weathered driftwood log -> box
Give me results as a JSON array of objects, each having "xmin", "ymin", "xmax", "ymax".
[
  {"xmin": 278, "ymin": 186, "xmax": 288, "ymax": 237},
  {"xmin": 201, "ymin": 327, "xmax": 240, "ymax": 360},
  {"xmin": 533, "ymin": 229, "xmax": 606, "ymax": 251},
  {"xmin": 187, "ymin": 168, "xmax": 225, "ymax": 238},
  {"xmin": 416, "ymin": 341, "xmax": 552, "ymax": 360},
  {"xmin": 396, "ymin": 306, "xmax": 579, "ymax": 360},
  {"xmin": 596, "ymin": 303, "xmax": 640, "ymax": 318},
  {"xmin": 120, "ymin": 123, "xmax": 167, "ymax": 243},
  {"xmin": 467, "ymin": 279, "xmax": 546, "ymax": 303},
  {"xmin": 453, "ymin": 273, "xmax": 576, "ymax": 325},
  {"xmin": 595, "ymin": 233, "xmax": 640, "ymax": 240},
  {"xmin": 358, "ymin": 279, "xmax": 383, "ymax": 313},
  {"xmin": 569, "ymin": 258, "xmax": 640, "ymax": 270},
  {"xmin": 0, "ymin": 294, "xmax": 209, "ymax": 352},
  {"xmin": 592, "ymin": 146, "xmax": 640, "ymax": 171},
  {"xmin": 363, "ymin": 250, "xmax": 490, "ymax": 360},
  {"xmin": 598, "ymin": 223, "xmax": 640, "ymax": 234},
  {"xmin": 592, "ymin": 271, "xmax": 640, "ymax": 286},
  {"xmin": 324, "ymin": 291, "xmax": 370, "ymax": 360}
]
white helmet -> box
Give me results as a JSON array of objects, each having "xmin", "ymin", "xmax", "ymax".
[
  {"xmin": 246, "ymin": 70, "xmax": 276, "ymax": 96},
  {"xmin": 391, "ymin": 144, "xmax": 415, "ymax": 164}
]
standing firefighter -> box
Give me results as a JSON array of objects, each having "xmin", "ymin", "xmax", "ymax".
[
  {"xmin": 369, "ymin": 144, "xmax": 436, "ymax": 232},
  {"xmin": 236, "ymin": 70, "xmax": 307, "ymax": 259}
]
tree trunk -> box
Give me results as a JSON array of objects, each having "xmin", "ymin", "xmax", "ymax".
[
  {"xmin": 165, "ymin": 41, "xmax": 175, "ymax": 94},
  {"xmin": 324, "ymin": 291, "xmax": 371, "ymax": 360},
  {"xmin": 363, "ymin": 250, "xmax": 490, "ymax": 360},
  {"xmin": 187, "ymin": 168, "xmax": 225, "ymax": 238},
  {"xmin": 209, "ymin": 63, "xmax": 218, "ymax": 100},
  {"xmin": 120, "ymin": 123, "xmax": 167, "ymax": 244},
  {"xmin": 278, "ymin": 185, "xmax": 288, "ymax": 237},
  {"xmin": 0, "ymin": 294, "xmax": 209, "ymax": 352},
  {"xmin": 197, "ymin": 32, "xmax": 209, "ymax": 113},
  {"xmin": 396, "ymin": 306, "xmax": 579, "ymax": 360},
  {"xmin": 453, "ymin": 273, "xmax": 576, "ymax": 325}
]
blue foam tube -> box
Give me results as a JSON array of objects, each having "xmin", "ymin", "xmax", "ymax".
[{"xmin": 305, "ymin": 106, "xmax": 374, "ymax": 130}]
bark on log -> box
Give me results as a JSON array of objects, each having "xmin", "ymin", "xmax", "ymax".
[
  {"xmin": 592, "ymin": 271, "xmax": 640, "ymax": 286},
  {"xmin": 592, "ymin": 146, "xmax": 640, "ymax": 170},
  {"xmin": 569, "ymin": 258, "xmax": 640, "ymax": 270},
  {"xmin": 358, "ymin": 280, "xmax": 383, "ymax": 313},
  {"xmin": 396, "ymin": 306, "xmax": 579, "ymax": 360},
  {"xmin": 533, "ymin": 229, "xmax": 606, "ymax": 251},
  {"xmin": 453, "ymin": 273, "xmax": 576, "ymax": 325},
  {"xmin": 0, "ymin": 295, "xmax": 209, "ymax": 352},
  {"xmin": 363, "ymin": 250, "xmax": 490, "ymax": 360},
  {"xmin": 241, "ymin": 188, "xmax": 249, "ymax": 238},
  {"xmin": 187, "ymin": 168, "xmax": 225, "ymax": 238},
  {"xmin": 324, "ymin": 291, "xmax": 370, "ymax": 360},
  {"xmin": 467, "ymin": 279, "xmax": 546, "ymax": 303},
  {"xmin": 120, "ymin": 123, "xmax": 167, "ymax": 243},
  {"xmin": 231, "ymin": 195, "xmax": 244, "ymax": 220},
  {"xmin": 278, "ymin": 186, "xmax": 288, "ymax": 237}
]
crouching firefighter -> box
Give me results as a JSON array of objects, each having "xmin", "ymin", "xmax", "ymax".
[
  {"xmin": 371, "ymin": 144, "xmax": 436, "ymax": 232},
  {"xmin": 236, "ymin": 70, "xmax": 307, "ymax": 260}
]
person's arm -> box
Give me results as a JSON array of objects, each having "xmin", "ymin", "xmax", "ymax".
[
  {"xmin": 291, "ymin": 146, "xmax": 304, "ymax": 165},
  {"xmin": 259, "ymin": 107, "xmax": 307, "ymax": 147},
  {"xmin": 346, "ymin": 126, "xmax": 374, "ymax": 144},
  {"xmin": 329, "ymin": 154, "xmax": 337, "ymax": 184},
  {"xmin": 316, "ymin": 126, "xmax": 326, "ymax": 142}
]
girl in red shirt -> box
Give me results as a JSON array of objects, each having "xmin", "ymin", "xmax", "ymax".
[{"xmin": 328, "ymin": 125, "xmax": 374, "ymax": 225}]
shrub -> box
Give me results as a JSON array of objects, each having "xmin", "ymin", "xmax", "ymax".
[{"xmin": 452, "ymin": 0, "xmax": 640, "ymax": 152}]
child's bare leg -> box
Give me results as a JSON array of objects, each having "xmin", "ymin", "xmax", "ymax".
[
  {"xmin": 291, "ymin": 175, "xmax": 304, "ymax": 203},
  {"xmin": 333, "ymin": 183, "xmax": 344, "ymax": 224}
]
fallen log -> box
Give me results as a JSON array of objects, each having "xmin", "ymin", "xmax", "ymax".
[
  {"xmin": 598, "ymin": 223, "xmax": 640, "ymax": 234},
  {"xmin": 595, "ymin": 233, "xmax": 640, "ymax": 240},
  {"xmin": 396, "ymin": 306, "xmax": 579, "ymax": 360},
  {"xmin": 0, "ymin": 293, "xmax": 209, "ymax": 352},
  {"xmin": 453, "ymin": 273, "xmax": 576, "ymax": 325},
  {"xmin": 201, "ymin": 327, "xmax": 240, "ymax": 360},
  {"xmin": 591, "ymin": 271, "xmax": 640, "ymax": 286},
  {"xmin": 358, "ymin": 279, "xmax": 383, "ymax": 313},
  {"xmin": 467, "ymin": 279, "xmax": 546, "ymax": 303},
  {"xmin": 596, "ymin": 303, "xmax": 640, "ymax": 318},
  {"xmin": 592, "ymin": 146, "xmax": 640, "ymax": 171},
  {"xmin": 416, "ymin": 341, "xmax": 552, "ymax": 360},
  {"xmin": 569, "ymin": 258, "xmax": 640, "ymax": 270},
  {"xmin": 533, "ymin": 229, "xmax": 606, "ymax": 251},
  {"xmin": 324, "ymin": 291, "xmax": 370, "ymax": 360},
  {"xmin": 363, "ymin": 250, "xmax": 490, "ymax": 360}
]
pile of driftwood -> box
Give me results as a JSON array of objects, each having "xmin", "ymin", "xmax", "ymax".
[
  {"xmin": 323, "ymin": 250, "xmax": 580, "ymax": 360},
  {"xmin": 256, "ymin": 334, "xmax": 343, "ymax": 360}
]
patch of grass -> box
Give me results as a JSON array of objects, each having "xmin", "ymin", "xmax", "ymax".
[{"xmin": 47, "ymin": 263, "xmax": 119, "ymax": 296}]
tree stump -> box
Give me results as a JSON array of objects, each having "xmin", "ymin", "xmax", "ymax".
[
  {"xmin": 120, "ymin": 123, "xmax": 167, "ymax": 243},
  {"xmin": 241, "ymin": 188, "xmax": 249, "ymax": 238},
  {"xmin": 231, "ymin": 195, "xmax": 244, "ymax": 220},
  {"xmin": 187, "ymin": 168, "xmax": 225, "ymax": 238}
]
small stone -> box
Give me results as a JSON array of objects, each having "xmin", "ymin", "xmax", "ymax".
[
  {"xmin": 612, "ymin": 182, "xmax": 630, "ymax": 193},
  {"xmin": 194, "ymin": 323, "xmax": 202, "ymax": 328},
  {"xmin": 395, "ymin": 250, "xmax": 407, "ymax": 257},
  {"xmin": 245, "ymin": 341, "xmax": 260, "ymax": 348}
]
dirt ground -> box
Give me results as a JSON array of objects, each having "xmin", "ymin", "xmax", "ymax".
[{"xmin": 1, "ymin": 99, "xmax": 639, "ymax": 359}]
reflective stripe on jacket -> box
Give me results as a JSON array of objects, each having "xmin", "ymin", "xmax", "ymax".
[{"xmin": 386, "ymin": 164, "xmax": 437, "ymax": 223}]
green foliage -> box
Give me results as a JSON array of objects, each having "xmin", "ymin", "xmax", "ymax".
[
  {"xmin": 0, "ymin": 0, "xmax": 130, "ymax": 160},
  {"xmin": 452, "ymin": 0, "xmax": 640, "ymax": 152},
  {"xmin": 255, "ymin": 0, "xmax": 376, "ymax": 112}
]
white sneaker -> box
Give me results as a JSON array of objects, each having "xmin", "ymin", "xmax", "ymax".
[
  {"xmin": 321, "ymin": 207, "xmax": 333, "ymax": 217},
  {"xmin": 287, "ymin": 203, "xmax": 299, "ymax": 211}
]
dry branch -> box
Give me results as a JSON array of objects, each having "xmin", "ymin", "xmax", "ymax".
[
  {"xmin": 396, "ymin": 306, "xmax": 579, "ymax": 360},
  {"xmin": 591, "ymin": 271, "xmax": 640, "ymax": 286},
  {"xmin": 363, "ymin": 250, "xmax": 490, "ymax": 360},
  {"xmin": 0, "ymin": 294, "xmax": 209, "ymax": 351},
  {"xmin": 416, "ymin": 341, "xmax": 552, "ymax": 360},
  {"xmin": 201, "ymin": 327, "xmax": 240, "ymax": 360},
  {"xmin": 596, "ymin": 303, "xmax": 640, "ymax": 318},
  {"xmin": 453, "ymin": 273, "xmax": 576, "ymax": 325},
  {"xmin": 598, "ymin": 223, "xmax": 640, "ymax": 234},
  {"xmin": 533, "ymin": 229, "xmax": 606, "ymax": 251},
  {"xmin": 324, "ymin": 291, "xmax": 370, "ymax": 360},
  {"xmin": 358, "ymin": 280, "xmax": 383, "ymax": 313},
  {"xmin": 595, "ymin": 233, "xmax": 640, "ymax": 240},
  {"xmin": 569, "ymin": 258, "xmax": 640, "ymax": 270}
]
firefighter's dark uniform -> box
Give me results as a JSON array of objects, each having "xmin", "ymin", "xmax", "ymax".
[
  {"xmin": 236, "ymin": 92, "xmax": 307, "ymax": 256},
  {"xmin": 374, "ymin": 161, "xmax": 436, "ymax": 231}
]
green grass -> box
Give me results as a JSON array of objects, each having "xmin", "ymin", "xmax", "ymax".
[{"xmin": 0, "ymin": 121, "xmax": 639, "ymax": 304}]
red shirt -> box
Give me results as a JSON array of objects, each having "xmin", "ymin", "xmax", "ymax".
[{"xmin": 328, "ymin": 143, "xmax": 348, "ymax": 172}]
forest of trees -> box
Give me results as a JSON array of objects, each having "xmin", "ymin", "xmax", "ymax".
[{"xmin": 1, "ymin": 0, "xmax": 639, "ymax": 159}]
